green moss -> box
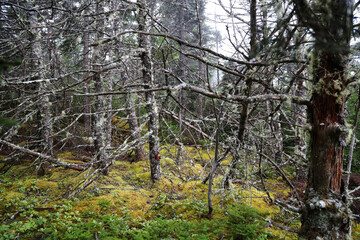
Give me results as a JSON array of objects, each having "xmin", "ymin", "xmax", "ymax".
[
  {"xmin": 133, "ymin": 172, "xmax": 152, "ymax": 184},
  {"xmin": 160, "ymin": 157, "xmax": 175, "ymax": 167},
  {"xmin": 1, "ymin": 191, "xmax": 25, "ymax": 201},
  {"xmin": 0, "ymin": 145, "xmax": 302, "ymax": 239},
  {"xmin": 352, "ymin": 222, "xmax": 360, "ymax": 239}
]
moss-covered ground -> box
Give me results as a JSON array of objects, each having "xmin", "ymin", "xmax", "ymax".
[{"xmin": 0, "ymin": 147, "xmax": 359, "ymax": 239}]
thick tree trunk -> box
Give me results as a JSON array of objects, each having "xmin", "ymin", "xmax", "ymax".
[
  {"xmin": 300, "ymin": 49, "xmax": 351, "ymax": 239},
  {"xmin": 137, "ymin": 0, "xmax": 161, "ymax": 181},
  {"xmin": 294, "ymin": 0, "xmax": 354, "ymax": 238}
]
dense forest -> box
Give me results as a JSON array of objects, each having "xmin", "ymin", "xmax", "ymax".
[{"xmin": 1, "ymin": 0, "xmax": 360, "ymax": 239}]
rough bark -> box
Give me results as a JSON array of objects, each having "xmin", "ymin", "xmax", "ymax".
[
  {"xmin": 93, "ymin": 2, "xmax": 109, "ymax": 174},
  {"xmin": 195, "ymin": 0, "xmax": 205, "ymax": 117},
  {"xmin": 294, "ymin": 0, "xmax": 354, "ymax": 238},
  {"xmin": 126, "ymin": 91, "xmax": 146, "ymax": 162},
  {"xmin": 30, "ymin": 11, "xmax": 53, "ymax": 156},
  {"xmin": 176, "ymin": 0, "xmax": 187, "ymax": 165},
  {"xmin": 137, "ymin": 0, "xmax": 161, "ymax": 181},
  {"xmin": 83, "ymin": 4, "xmax": 91, "ymax": 137},
  {"xmin": 294, "ymin": 75, "xmax": 307, "ymax": 181}
]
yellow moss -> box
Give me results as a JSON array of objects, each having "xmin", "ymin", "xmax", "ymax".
[
  {"xmin": 235, "ymin": 187, "xmax": 279, "ymax": 215},
  {"xmin": 352, "ymin": 222, "xmax": 360, "ymax": 239},
  {"xmin": 22, "ymin": 179, "xmax": 58, "ymax": 190},
  {"xmin": 179, "ymin": 163, "xmax": 203, "ymax": 177},
  {"xmin": 133, "ymin": 172, "xmax": 152, "ymax": 185},
  {"xmin": 56, "ymin": 152, "xmax": 85, "ymax": 164},
  {"xmin": 181, "ymin": 180, "xmax": 208, "ymax": 199},
  {"xmin": 160, "ymin": 146, "xmax": 172, "ymax": 156},
  {"xmin": 221, "ymin": 160, "xmax": 230, "ymax": 166},
  {"xmin": 153, "ymin": 178, "xmax": 179, "ymax": 192},
  {"xmin": 183, "ymin": 146, "xmax": 198, "ymax": 159},
  {"xmin": 109, "ymin": 176, "xmax": 125, "ymax": 185},
  {"xmin": 2, "ymin": 191, "xmax": 25, "ymax": 201},
  {"xmin": 160, "ymin": 157, "xmax": 175, "ymax": 167},
  {"xmin": 204, "ymin": 151, "xmax": 215, "ymax": 160},
  {"xmin": 112, "ymin": 117, "xmax": 130, "ymax": 130},
  {"xmin": 0, "ymin": 146, "xmax": 302, "ymax": 238},
  {"xmin": 111, "ymin": 188, "xmax": 152, "ymax": 218},
  {"xmin": 113, "ymin": 160, "xmax": 132, "ymax": 169},
  {"xmin": 266, "ymin": 179, "xmax": 291, "ymax": 197},
  {"xmin": 265, "ymin": 227, "xmax": 297, "ymax": 239}
]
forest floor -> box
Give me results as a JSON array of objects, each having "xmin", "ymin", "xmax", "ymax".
[{"xmin": 1, "ymin": 145, "xmax": 359, "ymax": 239}]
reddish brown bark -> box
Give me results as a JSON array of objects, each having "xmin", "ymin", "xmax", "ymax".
[
  {"xmin": 300, "ymin": 49, "xmax": 350, "ymax": 239},
  {"xmin": 294, "ymin": 0, "xmax": 353, "ymax": 238},
  {"xmin": 308, "ymin": 54, "xmax": 346, "ymax": 194}
]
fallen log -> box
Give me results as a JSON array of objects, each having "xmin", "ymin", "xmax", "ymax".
[{"xmin": 0, "ymin": 139, "xmax": 87, "ymax": 171}]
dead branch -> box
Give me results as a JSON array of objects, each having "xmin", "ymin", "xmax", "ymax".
[{"xmin": 0, "ymin": 139, "xmax": 87, "ymax": 171}]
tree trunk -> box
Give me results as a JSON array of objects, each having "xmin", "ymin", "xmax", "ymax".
[
  {"xmin": 294, "ymin": 0, "xmax": 353, "ymax": 238},
  {"xmin": 176, "ymin": 0, "xmax": 187, "ymax": 165},
  {"xmin": 93, "ymin": 2, "xmax": 109, "ymax": 174},
  {"xmin": 294, "ymin": 76, "xmax": 307, "ymax": 181},
  {"xmin": 126, "ymin": 91, "xmax": 146, "ymax": 162},
  {"xmin": 30, "ymin": 11, "xmax": 53, "ymax": 156},
  {"xmin": 83, "ymin": 5, "xmax": 91, "ymax": 137},
  {"xmin": 137, "ymin": 0, "xmax": 161, "ymax": 181}
]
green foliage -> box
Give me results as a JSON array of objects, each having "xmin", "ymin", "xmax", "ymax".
[
  {"xmin": 127, "ymin": 218, "xmax": 218, "ymax": 240},
  {"xmin": 97, "ymin": 199, "xmax": 111, "ymax": 214},
  {"xmin": 0, "ymin": 192, "xmax": 271, "ymax": 240},
  {"xmin": 0, "ymin": 116, "xmax": 18, "ymax": 127},
  {"xmin": 221, "ymin": 204, "xmax": 269, "ymax": 240},
  {"xmin": 0, "ymin": 58, "xmax": 21, "ymax": 73}
]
